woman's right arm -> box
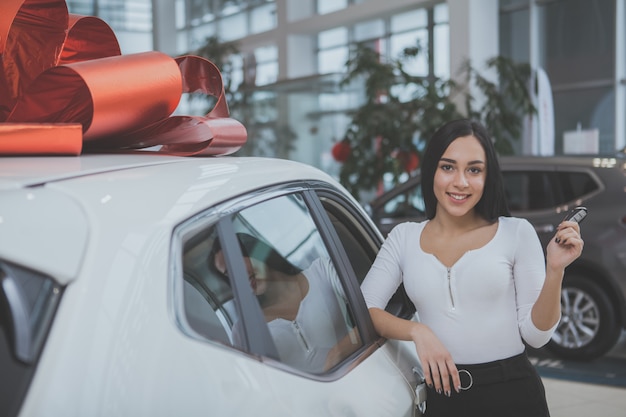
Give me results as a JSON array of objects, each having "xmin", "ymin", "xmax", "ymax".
[
  {"xmin": 362, "ymin": 225, "xmax": 460, "ymax": 394},
  {"xmin": 368, "ymin": 307, "xmax": 461, "ymax": 395}
]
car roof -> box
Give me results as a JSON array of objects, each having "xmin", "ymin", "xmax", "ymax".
[
  {"xmin": 500, "ymin": 154, "xmax": 625, "ymax": 167},
  {"xmin": 0, "ymin": 152, "xmax": 338, "ymax": 191},
  {"xmin": 0, "ymin": 152, "xmax": 185, "ymax": 189},
  {"xmin": 0, "ymin": 153, "xmax": 345, "ymax": 283},
  {"xmin": 0, "ymin": 152, "xmax": 299, "ymax": 187}
]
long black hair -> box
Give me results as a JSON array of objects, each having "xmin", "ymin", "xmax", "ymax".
[
  {"xmin": 208, "ymin": 232, "xmax": 301, "ymax": 279},
  {"xmin": 420, "ymin": 119, "xmax": 510, "ymax": 221}
]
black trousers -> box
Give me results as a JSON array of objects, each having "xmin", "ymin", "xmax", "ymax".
[{"xmin": 424, "ymin": 351, "xmax": 550, "ymax": 417}]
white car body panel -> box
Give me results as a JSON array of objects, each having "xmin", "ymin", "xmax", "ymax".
[{"xmin": 2, "ymin": 154, "xmax": 421, "ymax": 416}]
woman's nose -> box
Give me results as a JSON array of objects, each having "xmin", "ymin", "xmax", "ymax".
[{"xmin": 454, "ymin": 172, "xmax": 469, "ymax": 187}]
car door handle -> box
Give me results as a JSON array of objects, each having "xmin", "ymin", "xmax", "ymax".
[
  {"xmin": 413, "ymin": 366, "xmax": 427, "ymax": 415},
  {"xmin": 534, "ymin": 224, "xmax": 555, "ymax": 233}
]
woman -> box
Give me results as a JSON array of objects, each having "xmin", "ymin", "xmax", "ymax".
[
  {"xmin": 360, "ymin": 119, "xmax": 583, "ymax": 416},
  {"xmin": 209, "ymin": 233, "xmax": 358, "ymax": 372}
]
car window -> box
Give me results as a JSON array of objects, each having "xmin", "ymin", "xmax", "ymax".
[
  {"xmin": 503, "ymin": 171, "xmax": 557, "ymax": 210},
  {"xmin": 0, "ymin": 261, "xmax": 62, "ymax": 417},
  {"xmin": 182, "ymin": 227, "xmax": 238, "ymax": 345},
  {"xmin": 179, "ymin": 192, "xmax": 361, "ymax": 374},
  {"xmin": 503, "ymin": 170, "xmax": 599, "ymax": 211},
  {"xmin": 381, "ymin": 184, "xmax": 425, "ymax": 218},
  {"xmin": 556, "ymin": 171, "xmax": 599, "ymax": 202},
  {"xmin": 319, "ymin": 193, "xmax": 416, "ymax": 320}
]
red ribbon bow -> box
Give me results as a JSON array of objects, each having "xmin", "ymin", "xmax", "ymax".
[{"xmin": 0, "ymin": 0, "xmax": 247, "ymax": 156}]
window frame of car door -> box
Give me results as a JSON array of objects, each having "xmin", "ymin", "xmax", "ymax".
[
  {"xmin": 214, "ymin": 218, "xmax": 281, "ymax": 359},
  {"xmin": 172, "ymin": 182, "xmax": 391, "ymax": 379},
  {"xmin": 301, "ymin": 187, "xmax": 378, "ymax": 345},
  {"xmin": 314, "ymin": 186, "xmax": 417, "ymax": 321}
]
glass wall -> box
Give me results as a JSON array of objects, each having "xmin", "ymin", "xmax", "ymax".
[
  {"xmin": 317, "ymin": 0, "xmax": 349, "ymax": 15},
  {"xmin": 176, "ymin": 0, "xmax": 277, "ymax": 51},
  {"xmin": 311, "ymin": 4, "xmax": 449, "ymax": 175},
  {"xmin": 67, "ymin": 0, "xmax": 153, "ymax": 53},
  {"xmin": 500, "ymin": 0, "xmax": 619, "ymax": 154},
  {"xmin": 60, "ymin": 1, "xmax": 626, "ymax": 161},
  {"xmin": 173, "ymin": 0, "xmax": 449, "ymax": 171},
  {"xmin": 318, "ymin": 27, "xmax": 350, "ymax": 75},
  {"xmin": 64, "ymin": 1, "xmax": 453, "ymax": 171}
]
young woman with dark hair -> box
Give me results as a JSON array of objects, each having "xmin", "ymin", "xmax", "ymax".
[
  {"xmin": 209, "ymin": 232, "xmax": 359, "ymax": 372},
  {"xmin": 419, "ymin": 119, "xmax": 510, "ymax": 221},
  {"xmin": 361, "ymin": 119, "xmax": 584, "ymax": 416}
]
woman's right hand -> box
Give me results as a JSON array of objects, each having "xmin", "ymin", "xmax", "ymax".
[
  {"xmin": 368, "ymin": 308, "xmax": 461, "ymax": 395},
  {"xmin": 411, "ymin": 323, "xmax": 460, "ymax": 396}
]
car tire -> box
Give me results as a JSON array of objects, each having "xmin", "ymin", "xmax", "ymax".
[{"xmin": 546, "ymin": 274, "xmax": 621, "ymax": 361}]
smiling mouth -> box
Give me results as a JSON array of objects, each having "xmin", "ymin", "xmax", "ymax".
[{"xmin": 448, "ymin": 193, "xmax": 470, "ymax": 201}]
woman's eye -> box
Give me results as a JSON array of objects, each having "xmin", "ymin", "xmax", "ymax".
[
  {"xmin": 440, "ymin": 164, "xmax": 453, "ymax": 171},
  {"xmin": 468, "ymin": 167, "xmax": 483, "ymax": 174}
]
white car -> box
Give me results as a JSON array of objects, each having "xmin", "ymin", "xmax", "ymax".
[{"xmin": 0, "ymin": 153, "xmax": 426, "ymax": 417}]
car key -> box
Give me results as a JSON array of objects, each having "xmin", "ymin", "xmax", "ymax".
[
  {"xmin": 563, "ymin": 206, "xmax": 587, "ymax": 224},
  {"xmin": 556, "ymin": 206, "xmax": 587, "ymax": 243}
]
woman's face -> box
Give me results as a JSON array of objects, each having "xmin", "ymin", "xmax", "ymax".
[
  {"xmin": 433, "ymin": 135, "xmax": 487, "ymax": 219},
  {"xmin": 249, "ymin": 258, "xmax": 268, "ymax": 295},
  {"xmin": 214, "ymin": 250, "xmax": 265, "ymax": 295}
]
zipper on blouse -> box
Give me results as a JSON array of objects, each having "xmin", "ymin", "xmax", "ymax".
[
  {"xmin": 447, "ymin": 267, "xmax": 455, "ymax": 309},
  {"xmin": 292, "ymin": 320, "xmax": 311, "ymax": 352}
]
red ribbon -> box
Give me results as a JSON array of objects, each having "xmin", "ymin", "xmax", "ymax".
[{"xmin": 0, "ymin": 0, "xmax": 247, "ymax": 156}]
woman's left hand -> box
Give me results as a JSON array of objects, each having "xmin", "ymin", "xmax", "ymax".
[{"xmin": 546, "ymin": 220, "xmax": 584, "ymax": 271}]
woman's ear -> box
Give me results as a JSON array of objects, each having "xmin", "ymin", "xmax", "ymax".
[{"xmin": 213, "ymin": 250, "xmax": 226, "ymax": 275}]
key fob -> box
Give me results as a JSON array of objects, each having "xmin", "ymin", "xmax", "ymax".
[{"xmin": 563, "ymin": 206, "xmax": 587, "ymax": 224}]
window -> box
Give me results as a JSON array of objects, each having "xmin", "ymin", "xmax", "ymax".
[
  {"xmin": 499, "ymin": 0, "xmax": 619, "ymax": 154},
  {"xmin": 0, "ymin": 261, "xmax": 62, "ymax": 417},
  {"xmin": 319, "ymin": 192, "xmax": 416, "ymax": 320},
  {"xmin": 503, "ymin": 171, "xmax": 556, "ymax": 210},
  {"xmin": 554, "ymin": 86, "xmax": 615, "ymax": 154},
  {"xmin": 390, "ymin": 9, "xmax": 429, "ymax": 76},
  {"xmin": 181, "ymin": 227, "xmax": 239, "ymax": 346},
  {"xmin": 68, "ymin": 0, "xmax": 153, "ymax": 32},
  {"xmin": 179, "ymin": 0, "xmax": 277, "ymax": 52},
  {"xmin": 556, "ymin": 171, "xmax": 600, "ymax": 201},
  {"xmin": 502, "ymin": 169, "xmax": 599, "ymax": 211},
  {"xmin": 253, "ymin": 45, "xmax": 278, "ymax": 86},
  {"xmin": 250, "ymin": 2, "xmax": 276, "ymax": 34},
  {"xmin": 381, "ymin": 185, "xmax": 426, "ymax": 219},
  {"xmin": 317, "ymin": 27, "xmax": 349, "ymax": 74},
  {"xmin": 501, "ymin": 171, "xmax": 527, "ymax": 211},
  {"xmin": 219, "ymin": 11, "xmax": 247, "ymax": 41},
  {"xmin": 179, "ymin": 192, "xmax": 362, "ymax": 374},
  {"xmin": 317, "ymin": 0, "xmax": 348, "ymax": 15},
  {"xmin": 313, "ymin": 4, "xmax": 449, "ymax": 170}
]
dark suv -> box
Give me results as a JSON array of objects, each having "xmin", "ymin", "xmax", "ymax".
[{"xmin": 368, "ymin": 155, "xmax": 626, "ymax": 361}]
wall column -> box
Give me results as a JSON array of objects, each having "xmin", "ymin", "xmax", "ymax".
[
  {"xmin": 447, "ymin": 0, "xmax": 499, "ymax": 114},
  {"xmin": 152, "ymin": 0, "xmax": 177, "ymax": 56}
]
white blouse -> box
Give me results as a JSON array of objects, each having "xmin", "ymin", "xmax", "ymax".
[
  {"xmin": 267, "ymin": 257, "xmax": 348, "ymax": 372},
  {"xmin": 361, "ymin": 217, "xmax": 558, "ymax": 364}
]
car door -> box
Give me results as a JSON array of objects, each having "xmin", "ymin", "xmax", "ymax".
[{"xmin": 173, "ymin": 183, "xmax": 425, "ymax": 416}]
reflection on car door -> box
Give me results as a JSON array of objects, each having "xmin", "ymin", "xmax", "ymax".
[{"xmin": 176, "ymin": 186, "xmax": 423, "ymax": 416}]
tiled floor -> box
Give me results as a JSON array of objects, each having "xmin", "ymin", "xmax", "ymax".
[
  {"xmin": 543, "ymin": 331, "xmax": 626, "ymax": 417},
  {"xmin": 544, "ymin": 377, "xmax": 626, "ymax": 417}
]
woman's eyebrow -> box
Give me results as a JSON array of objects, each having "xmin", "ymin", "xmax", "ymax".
[{"xmin": 439, "ymin": 157, "xmax": 485, "ymax": 165}]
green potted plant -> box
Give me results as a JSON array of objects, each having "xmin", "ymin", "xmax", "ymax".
[{"xmin": 333, "ymin": 42, "xmax": 535, "ymax": 200}]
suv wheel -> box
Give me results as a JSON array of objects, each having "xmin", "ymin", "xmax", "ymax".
[{"xmin": 547, "ymin": 274, "xmax": 621, "ymax": 361}]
